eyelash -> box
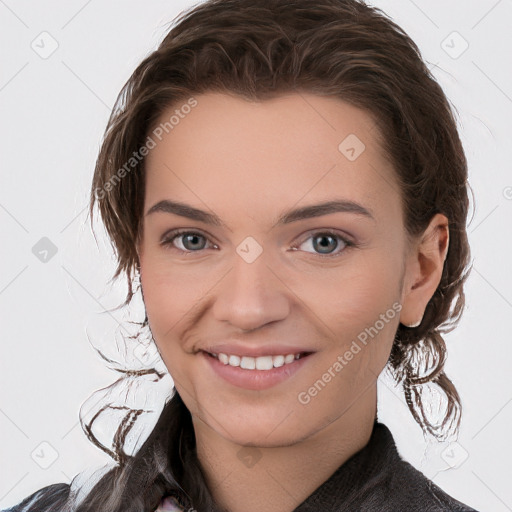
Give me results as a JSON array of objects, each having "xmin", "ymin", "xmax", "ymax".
[{"xmin": 160, "ymin": 228, "xmax": 356, "ymax": 259}]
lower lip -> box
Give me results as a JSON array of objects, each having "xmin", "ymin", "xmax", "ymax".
[{"xmin": 202, "ymin": 351, "xmax": 313, "ymax": 391}]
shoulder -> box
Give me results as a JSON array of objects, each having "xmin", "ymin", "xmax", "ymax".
[
  {"xmin": 353, "ymin": 422, "xmax": 480, "ymax": 512},
  {"xmin": 380, "ymin": 455, "xmax": 479, "ymax": 511},
  {"xmin": 1, "ymin": 483, "xmax": 71, "ymax": 512}
]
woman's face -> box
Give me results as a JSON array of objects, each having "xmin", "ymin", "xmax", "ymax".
[{"xmin": 139, "ymin": 92, "xmax": 409, "ymax": 446}]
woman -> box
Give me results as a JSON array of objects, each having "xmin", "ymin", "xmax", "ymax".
[{"xmin": 3, "ymin": 0, "xmax": 478, "ymax": 511}]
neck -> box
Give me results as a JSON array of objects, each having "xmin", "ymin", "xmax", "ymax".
[{"xmin": 192, "ymin": 384, "xmax": 378, "ymax": 512}]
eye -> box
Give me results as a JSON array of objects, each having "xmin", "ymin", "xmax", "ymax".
[
  {"xmin": 160, "ymin": 229, "xmax": 217, "ymax": 254},
  {"xmin": 292, "ymin": 230, "xmax": 354, "ymax": 258},
  {"xmin": 160, "ymin": 228, "xmax": 355, "ymax": 258}
]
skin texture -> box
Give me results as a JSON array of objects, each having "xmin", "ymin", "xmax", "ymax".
[{"xmin": 137, "ymin": 92, "xmax": 449, "ymax": 512}]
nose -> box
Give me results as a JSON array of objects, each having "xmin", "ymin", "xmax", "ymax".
[{"xmin": 212, "ymin": 246, "xmax": 290, "ymax": 332}]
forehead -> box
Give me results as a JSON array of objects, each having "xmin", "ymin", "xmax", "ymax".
[{"xmin": 144, "ymin": 92, "xmax": 400, "ymax": 222}]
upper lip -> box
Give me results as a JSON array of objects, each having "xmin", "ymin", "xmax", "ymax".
[{"xmin": 200, "ymin": 343, "xmax": 316, "ymax": 358}]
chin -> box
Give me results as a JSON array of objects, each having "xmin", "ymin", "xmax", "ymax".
[
  {"xmin": 196, "ymin": 397, "xmax": 317, "ymax": 447},
  {"xmin": 219, "ymin": 421, "xmax": 307, "ymax": 448}
]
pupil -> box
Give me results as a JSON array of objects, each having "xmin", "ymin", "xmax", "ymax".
[
  {"xmin": 314, "ymin": 234, "xmax": 337, "ymax": 254},
  {"xmin": 185, "ymin": 234, "xmax": 204, "ymax": 250}
]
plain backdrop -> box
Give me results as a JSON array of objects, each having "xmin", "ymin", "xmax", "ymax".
[{"xmin": 1, "ymin": 1, "xmax": 511, "ymax": 511}]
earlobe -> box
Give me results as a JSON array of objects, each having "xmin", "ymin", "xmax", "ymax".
[{"xmin": 399, "ymin": 213, "xmax": 450, "ymax": 328}]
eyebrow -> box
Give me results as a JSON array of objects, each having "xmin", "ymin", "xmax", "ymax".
[{"xmin": 145, "ymin": 199, "xmax": 375, "ymax": 228}]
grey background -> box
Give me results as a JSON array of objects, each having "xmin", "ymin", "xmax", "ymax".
[{"xmin": 1, "ymin": 1, "xmax": 511, "ymax": 510}]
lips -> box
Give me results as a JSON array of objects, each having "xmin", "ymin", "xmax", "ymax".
[{"xmin": 202, "ymin": 349, "xmax": 313, "ymax": 390}]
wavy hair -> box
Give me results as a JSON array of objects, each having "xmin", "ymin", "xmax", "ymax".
[{"xmin": 30, "ymin": 0, "xmax": 474, "ymax": 510}]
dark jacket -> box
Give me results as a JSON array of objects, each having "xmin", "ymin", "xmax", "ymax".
[
  {"xmin": 2, "ymin": 421, "xmax": 479, "ymax": 511},
  {"xmin": 292, "ymin": 421, "xmax": 478, "ymax": 511}
]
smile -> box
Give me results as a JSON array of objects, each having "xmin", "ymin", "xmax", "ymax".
[
  {"xmin": 202, "ymin": 350, "xmax": 314, "ymax": 390},
  {"xmin": 205, "ymin": 351, "xmax": 310, "ymax": 371}
]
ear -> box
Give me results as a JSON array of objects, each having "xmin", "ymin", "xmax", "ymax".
[{"xmin": 399, "ymin": 213, "xmax": 450, "ymax": 327}]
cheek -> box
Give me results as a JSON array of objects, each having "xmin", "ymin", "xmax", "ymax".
[
  {"xmin": 140, "ymin": 268, "xmax": 196, "ymax": 386},
  {"xmin": 298, "ymin": 249, "xmax": 401, "ymax": 330},
  {"xmin": 139, "ymin": 257, "xmax": 195, "ymax": 350},
  {"xmin": 307, "ymin": 251, "xmax": 402, "ymax": 372},
  {"xmin": 139, "ymin": 254, "xmax": 223, "ymax": 380},
  {"xmin": 140, "ymin": 244, "xmax": 209, "ymax": 319}
]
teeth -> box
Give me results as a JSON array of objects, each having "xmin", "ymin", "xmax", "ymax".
[
  {"xmin": 212, "ymin": 352, "xmax": 304, "ymax": 370},
  {"xmin": 228, "ymin": 354, "xmax": 241, "ymax": 366},
  {"xmin": 273, "ymin": 355, "xmax": 285, "ymax": 367},
  {"xmin": 240, "ymin": 356, "xmax": 256, "ymax": 370},
  {"xmin": 256, "ymin": 355, "xmax": 274, "ymax": 370}
]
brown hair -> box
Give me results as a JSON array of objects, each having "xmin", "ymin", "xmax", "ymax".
[{"xmin": 50, "ymin": 0, "xmax": 473, "ymax": 510}]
